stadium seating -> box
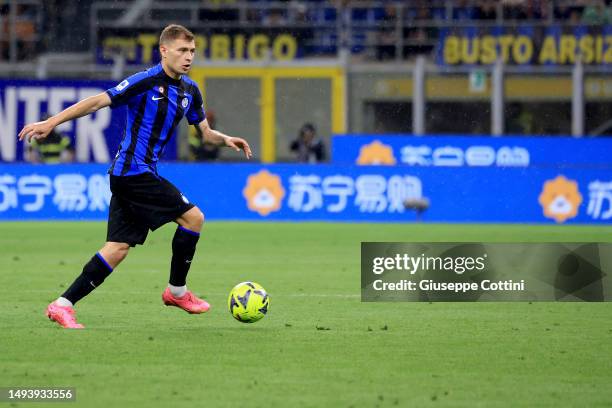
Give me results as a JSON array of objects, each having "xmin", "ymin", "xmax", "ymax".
[{"xmin": 3, "ymin": 0, "xmax": 610, "ymax": 63}]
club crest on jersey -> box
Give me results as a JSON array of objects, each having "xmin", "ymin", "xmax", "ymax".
[
  {"xmin": 158, "ymin": 86, "xmax": 164, "ymax": 94},
  {"xmin": 182, "ymin": 97, "xmax": 189, "ymax": 108}
]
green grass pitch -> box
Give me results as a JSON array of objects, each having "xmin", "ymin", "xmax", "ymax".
[{"xmin": 1, "ymin": 222, "xmax": 611, "ymax": 407}]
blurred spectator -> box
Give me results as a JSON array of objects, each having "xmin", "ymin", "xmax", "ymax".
[
  {"xmin": 475, "ymin": 0, "xmax": 498, "ymax": 20},
  {"xmin": 502, "ymin": 0, "xmax": 527, "ymax": 20},
  {"xmin": 582, "ymin": 0, "xmax": 612, "ymax": 25},
  {"xmin": 568, "ymin": 7, "xmax": 583, "ymax": 24},
  {"xmin": 526, "ymin": 0, "xmax": 548, "ymax": 20},
  {"xmin": 290, "ymin": 123, "xmax": 326, "ymax": 163},
  {"xmin": 453, "ymin": 0, "xmax": 478, "ymax": 20},
  {"xmin": 554, "ymin": 3, "xmax": 572, "ymax": 20},
  {"xmin": 0, "ymin": 5, "xmax": 7, "ymax": 60},
  {"xmin": 533, "ymin": 0, "xmax": 551, "ymax": 21},
  {"xmin": 26, "ymin": 116, "xmax": 74, "ymax": 164},
  {"xmin": 291, "ymin": 1, "xmax": 311, "ymax": 24},
  {"xmin": 376, "ymin": 3, "xmax": 399, "ymax": 60},
  {"xmin": 0, "ymin": 3, "xmax": 37, "ymax": 61},
  {"xmin": 263, "ymin": 8, "xmax": 289, "ymax": 26},
  {"xmin": 502, "ymin": 0, "xmax": 548, "ymax": 20},
  {"xmin": 189, "ymin": 110, "xmax": 221, "ymax": 161},
  {"xmin": 507, "ymin": 105, "xmax": 536, "ymax": 135},
  {"xmin": 404, "ymin": 2, "xmax": 438, "ymax": 57},
  {"xmin": 15, "ymin": 4, "xmax": 37, "ymax": 60},
  {"xmin": 199, "ymin": 0, "xmax": 239, "ymax": 22},
  {"xmin": 246, "ymin": 8, "xmax": 261, "ymax": 23}
]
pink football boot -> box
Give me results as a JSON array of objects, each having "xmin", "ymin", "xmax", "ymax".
[
  {"xmin": 45, "ymin": 302, "xmax": 85, "ymax": 329},
  {"xmin": 162, "ymin": 288, "xmax": 210, "ymax": 314}
]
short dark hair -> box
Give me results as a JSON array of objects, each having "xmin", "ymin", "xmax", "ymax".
[
  {"xmin": 300, "ymin": 123, "xmax": 316, "ymax": 135},
  {"xmin": 159, "ymin": 24, "xmax": 195, "ymax": 45}
]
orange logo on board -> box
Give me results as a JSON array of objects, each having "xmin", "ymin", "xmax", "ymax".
[
  {"xmin": 356, "ymin": 140, "xmax": 396, "ymax": 165},
  {"xmin": 538, "ymin": 175, "xmax": 583, "ymax": 223},
  {"xmin": 243, "ymin": 170, "xmax": 285, "ymax": 216}
]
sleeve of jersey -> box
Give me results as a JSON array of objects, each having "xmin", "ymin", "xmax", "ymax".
[
  {"xmin": 186, "ymin": 87, "xmax": 206, "ymax": 125},
  {"xmin": 105, "ymin": 71, "xmax": 151, "ymax": 108}
]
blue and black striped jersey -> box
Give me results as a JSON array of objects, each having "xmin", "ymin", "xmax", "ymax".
[{"xmin": 106, "ymin": 63, "xmax": 206, "ymax": 176}]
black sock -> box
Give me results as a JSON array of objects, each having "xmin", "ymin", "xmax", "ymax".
[
  {"xmin": 169, "ymin": 226, "xmax": 200, "ymax": 286},
  {"xmin": 61, "ymin": 253, "xmax": 114, "ymax": 305}
]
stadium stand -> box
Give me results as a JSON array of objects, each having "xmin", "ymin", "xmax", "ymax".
[{"xmin": 2, "ymin": 0, "xmax": 611, "ymax": 63}]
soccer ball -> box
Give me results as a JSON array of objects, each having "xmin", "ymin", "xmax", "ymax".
[{"xmin": 228, "ymin": 282, "xmax": 269, "ymax": 323}]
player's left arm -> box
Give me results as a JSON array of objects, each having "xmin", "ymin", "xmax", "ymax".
[{"xmin": 196, "ymin": 119, "xmax": 252, "ymax": 159}]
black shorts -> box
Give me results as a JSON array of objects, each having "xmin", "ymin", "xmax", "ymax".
[{"xmin": 107, "ymin": 173, "xmax": 195, "ymax": 246}]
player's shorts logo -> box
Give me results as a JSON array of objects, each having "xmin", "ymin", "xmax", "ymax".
[
  {"xmin": 181, "ymin": 194, "xmax": 190, "ymax": 204},
  {"xmin": 356, "ymin": 140, "xmax": 396, "ymax": 165},
  {"xmin": 242, "ymin": 170, "xmax": 285, "ymax": 216},
  {"xmin": 182, "ymin": 98, "xmax": 189, "ymax": 108},
  {"xmin": 538, "ymin": 175, "xmax": 583, "ymax": 223},
  {"xmin": 115, "ymin": 80, "xmax": 129, "ymax": 91}
]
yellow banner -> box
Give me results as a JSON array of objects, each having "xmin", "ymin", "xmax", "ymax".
[
  {"xmin": 99, "ymin": 33, "xmax": 298, "ymax": 64},
  {"xmin": 440, "ymin": 30, "xmax": 612, "ymax": 65}
]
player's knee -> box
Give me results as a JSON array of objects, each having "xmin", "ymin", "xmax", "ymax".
[
  {"xmin": 189, "ymin": 207, "xmax": 205, "ymax": 229},
  {"xmin": 103, "ymin": 242, "xmax": 130, "ymax": 264},
  {"xmin": 196, "ymin": 209, "xmax": 205, "ymax": 227},
  {"xmin": 113, "ymin": 243, "xmax": 130, "ymax": 262}
]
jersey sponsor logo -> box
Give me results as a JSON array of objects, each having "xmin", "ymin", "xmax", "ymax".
[{"xmin": 115, "ymin": 80, "xmax": 129, "ymax": 91}]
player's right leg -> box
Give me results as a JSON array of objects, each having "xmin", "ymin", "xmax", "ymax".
[
  {"xmin": 46, "ymin": 242, "xmax": 130, "ymax": 329},
  {"xmin": 46, "ymin": 186, "xmax": 148, "ymax": 329}
]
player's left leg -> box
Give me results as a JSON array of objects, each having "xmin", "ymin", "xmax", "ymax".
[
  {"xmin": 171, "ymin": 206, "xmax": 204, "ymax": 291},
  {"xmin": 162, "ymin": 206, "xmax": 210, "ymax": 314}
]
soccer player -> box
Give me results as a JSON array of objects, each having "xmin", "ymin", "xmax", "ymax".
[{"xmin": 18, "ymin": 24, "xmax": 252, "ymax": 329}]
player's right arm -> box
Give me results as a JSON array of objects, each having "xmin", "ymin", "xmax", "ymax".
[
  {"xmin": 19, "ymin": 70, "xmax": 150, "ymax": 143},
  {"xmin": 18, "ymin": 92, "xmax": 111, "ymax": 143}
]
